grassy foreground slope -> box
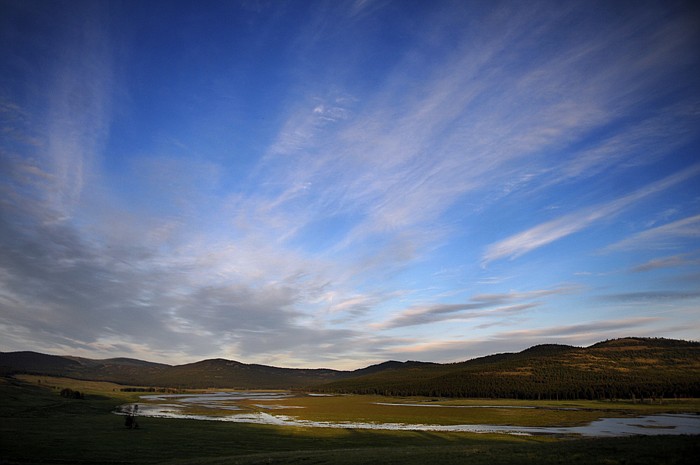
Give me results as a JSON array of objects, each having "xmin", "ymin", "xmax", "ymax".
[{"xmin": 1, "ymin": 376, "xmax": 699, "ymax": 465}]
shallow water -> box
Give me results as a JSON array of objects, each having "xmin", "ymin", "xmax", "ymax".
[{"xmin": 121, "ymin": 392, "xmax": 700, "ymax": 437}]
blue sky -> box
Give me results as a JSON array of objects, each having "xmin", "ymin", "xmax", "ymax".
[{"xmin": 1, "ymin": 0, "xmax": 699, "ymax": 369}]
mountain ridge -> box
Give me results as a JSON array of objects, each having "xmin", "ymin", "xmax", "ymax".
[
  {"xmin": 316, "ymin": 337, "xmax": 700, "ymax": 399},
  {"xmin": 2, "ymin": 337, "xmax": 699, "ymax": 396}
]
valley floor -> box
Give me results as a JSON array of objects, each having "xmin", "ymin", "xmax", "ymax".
[{"xmin": 1, "ymin": 376, "xmax": 698, "ymax": 464}]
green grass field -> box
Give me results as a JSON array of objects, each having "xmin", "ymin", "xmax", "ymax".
[
  {"xmin": 1, "ymin": 376, "xmax": 698, "ymax": 464},
  {"xmin": 237, "ymin": 393, "xmax": 700, "ymax": 427}
]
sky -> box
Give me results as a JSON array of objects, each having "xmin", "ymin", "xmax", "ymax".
[{"xmin": 0, "ymin": 0, "xmax": 699, "ymax": 369}]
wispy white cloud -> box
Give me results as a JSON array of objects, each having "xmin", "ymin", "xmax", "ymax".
[
  {"xmin": 41, "ymin": 5, "xmax": 114, "ymax": 222},
  {"xmin": 599, "ymin": 291, "xmax": 700, "ymax": 303},
  {"xmin": 604, "ymin": 214, "xmax": 700, "ymax": 253},
  {"xmin": 489, "ymin": 317, "xmax": 664, "ymax": 343},
  {"xmin": 384, "ymin": 317, "xmax": 662, "ymax": 362},
  {"xmin": 631, "ymin": 252, "xmax": 700, "ymax": 273},
  {"xmin": 482, "ymin": 166, "xmax": 700, "ymax": 264},
  {"xmin": 556, "ymin": 103, "xmax": 700, "ymax": 183},
  {"xmin": 380, "ymin": 303, "xmax": 537, "ymax": 330},
  {"xmin": 379, "ymin": 286, "xmax": 577, "ymax": 329},
  {"xmin": 470, "ymin": 286, "xmax": 581, "ymax": 304}
]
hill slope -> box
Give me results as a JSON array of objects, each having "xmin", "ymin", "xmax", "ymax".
[{"xmin": 315, "ymin": 337, "xmax": 700, "ymax": 399}]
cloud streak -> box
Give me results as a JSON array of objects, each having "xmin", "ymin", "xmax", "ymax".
[
  {"xmin": 599, "ymin": 291, "xmax": 700, "ymax": 303},
  {"xmin": 380, "ymin": 287, "xmax": 577, "ymax": 329},
  {"xmin": 384, "ymin": 317, "xmax": 663, "ymax": 362},
  {"xmin": 631, "ymin": 252, "xmax": 700, "ymax": 273},
  {"xmin": 482, "ymin": 166, "xmax": 700, "ymax": 264},
  {"xmin": 605, "ymin": 214, "xmax": 700, "ymax": 253}
]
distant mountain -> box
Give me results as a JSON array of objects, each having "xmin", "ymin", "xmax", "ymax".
[
  {"xmin": 0, "ymin": 351, "xmax": 83, "ymax": 375},
  {"xmin": 0, "ymin": 351, "xmax": 346, "ymax": 389},
  {"xmin": 2, "ymin": 337, "xmax": 699, "ymax": 397},
  {"xmin": 350, "ymin": 360, "xmax": 440, "ymax": 377},
  {"xmin": 144, "ymin": 358, "xmax": 345, "ymax": 389},
  {"xmin": 0, "ymin": 351, "xmax": 172, "ymax": 385}
]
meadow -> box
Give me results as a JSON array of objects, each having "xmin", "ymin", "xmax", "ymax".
[{"xmin": 1, "ymin": 375, "xmax": 698, "ymax": 464}]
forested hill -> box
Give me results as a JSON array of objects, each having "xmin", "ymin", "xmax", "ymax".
[
  {"xmin": 314, "ymin": 337, "xmax": 700, "ymax": 400},
  {"xmin": 2, "ymin": 337, "xmax": 699, "ymax": 397}
]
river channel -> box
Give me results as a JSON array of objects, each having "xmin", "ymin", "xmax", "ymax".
[{"xmin": 119, "ymin": 391, "xmax": 700, "ymax": 437}]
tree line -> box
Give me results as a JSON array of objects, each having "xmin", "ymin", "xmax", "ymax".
[
  {"xmin": 319, "ymin": 366, "xmax": 700, "ymax": 400},
  {"xmin": 59, "ymin": 388, "xmax": 84, "ymax": 399}
]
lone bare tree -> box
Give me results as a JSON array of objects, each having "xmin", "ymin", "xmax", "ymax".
[{"xmin": 124, "ymin": 404, "xmax": 139, "ymax": 429}]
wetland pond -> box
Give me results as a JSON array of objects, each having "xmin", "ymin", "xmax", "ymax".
[{"xmin": 118, "ymin": 391, "xmax": 700, "ymax": 437}]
